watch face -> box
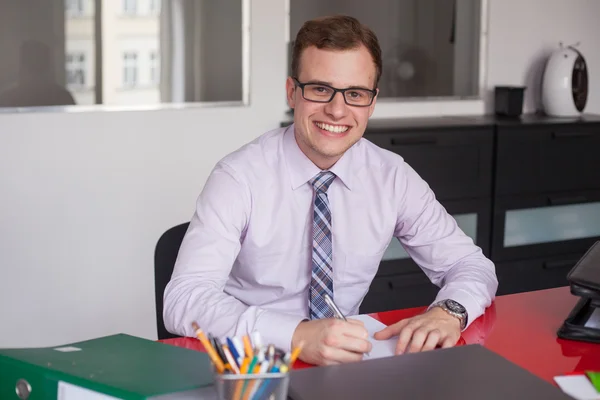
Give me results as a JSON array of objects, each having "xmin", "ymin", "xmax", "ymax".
[{"xmin": 446, "ymin": 300, "xmax": 466, "ymax": 314}]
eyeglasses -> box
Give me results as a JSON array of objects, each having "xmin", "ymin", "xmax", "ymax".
[{"xmin": 293, "ymin": 77, "xmax": 377, "ymax": 107}]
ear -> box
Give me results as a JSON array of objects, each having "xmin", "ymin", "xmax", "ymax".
[
  {"xmin": 368, "ymin": 88, "xmax": 379, "ymax": 118},
  {"xmin": 286, "ymin": 77, "xmax": 297, "ymax": 109}
]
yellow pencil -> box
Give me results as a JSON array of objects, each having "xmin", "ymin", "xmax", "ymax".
[
  {"xmin": 289, "ymin": 341, "xmax": 305, "ymax": 365},
  {"xmin": 242, "ymin": 335, "xmax": 254, "ymax": 358},
  {"xmin": 191, "ymin": 322, "xmax": 225, "ymax": 374}
]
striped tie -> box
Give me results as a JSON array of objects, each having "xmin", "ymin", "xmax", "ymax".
[{"xmin": 309, "ymin": 171, "xmax": 337, "ymax": 320}]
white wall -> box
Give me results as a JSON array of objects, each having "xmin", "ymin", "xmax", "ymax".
[
  {"xmin": 1, "ymin": 0, "xmax": 600, "ymax": 348},
  {"xmin": 0, "ymin": 0, "xmax": 288, "ymax": 348},
  {"xmin": 486, "ymin": 0, "xmax": 600, "ymax": 114}
]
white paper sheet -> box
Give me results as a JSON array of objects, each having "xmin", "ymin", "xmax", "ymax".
[
  {"xmin": 349, "ymin": 314, "xmax": 397, "ymax": 360},
  {"xmin": 584, "ymin": 308, "xmax": 600, "ymax": 329},
  {"xmin": 553, "ymin": 375, "xmax": 600, "ymax": 400}
]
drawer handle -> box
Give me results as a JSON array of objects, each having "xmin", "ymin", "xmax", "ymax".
[
  {"xmin": 390, "ymin": 136, "xmax": 437, "ymax": 146},
  {"xmin": 547, "ymin": 195, "xmax": 588, "ymax": 206},
  {"xmin": 551, "ymin": 131, "xmax": 592, "ymax": 138},
  {"xmin": 543, "ymin": 260, "xmax": 578, "ymax": 270}
]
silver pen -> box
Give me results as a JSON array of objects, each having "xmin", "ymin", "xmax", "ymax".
[
  {"xmin": 323, "ymin": 293, "xmax": 347, "ymax": 321},
  {"xmin": 323, "ymin": 293, "xmax": 370, "ymax": 357}
]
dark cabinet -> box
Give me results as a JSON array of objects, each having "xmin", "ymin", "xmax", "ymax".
[
  {"xmin": 366, "ymin": 127, "xmax": 493, "ymax": 201},
  {"xmin": 495, "ymin": 119, "xmax": 600, "ymax": 196},
  {"xmin": 491, "ymin": 190, "xmax": 600, "ymax": 262},
  {"xmin": 495, "ymin": 254, "xmax": 583, "ymax": 296}
]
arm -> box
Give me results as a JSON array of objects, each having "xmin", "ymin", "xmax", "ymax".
[
  {"xmin": 394, "ymin": 162, "xmax": 498, "ymax": 326},
  {"xmin": 374, "ymin": 162, "xmax": 498, "ymax": 353},
  {"xmin": 162, "ymin": 162, "xmax": 305, "ymax": 351}
]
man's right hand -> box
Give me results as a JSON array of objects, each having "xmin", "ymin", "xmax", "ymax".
[{"xmin": 291, "ymin": 318, "xmax": 372, "ymax": 365}]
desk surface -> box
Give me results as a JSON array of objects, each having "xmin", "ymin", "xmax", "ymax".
[{"xmin": 161, "ymin": 287, "xmax": 600, "ymax": 384}]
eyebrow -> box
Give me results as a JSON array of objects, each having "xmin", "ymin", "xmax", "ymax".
[{"xmin": 304, "ymin": 79, "xmax": 373, "ymax": 91}]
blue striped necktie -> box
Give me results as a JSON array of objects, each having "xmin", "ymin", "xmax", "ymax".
[{"xmin": 309, "ymin": 171, "xmax": 337, "ymax": 320}]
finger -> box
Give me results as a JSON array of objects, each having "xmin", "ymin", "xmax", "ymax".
[
  {"xmin": 320, "ymin": 346, "xmax": 365, "ymax": 365},
  {"xmin": 395, "ymin": 322, "xmax": 419, "ymax": 354},
  {"xmin": 339, "ymin": 335, "xmax": 372, "ymax": 354},
  {"xmin": 374, "ymin": 319, "xmax": 409, "ymax": 340},
  {"xmin": 407, "ymin": 327, "xmax": 429, "ymax": 353},
  {"xmin": 335, "ymin": 325, "xmax": 372, "ymax": 354},
  {"xmin": 339, "ymin": 321, "xmax": 369, "ymax": 341},
  {"xmin": 441, "ymin": 334, "xmax": 458, "ymax": 349},
  {"xmin": 421, "ymin": 329, "xmax": 441, "ymax": 352},
  {"xmin": 323, "ymin": 322, "xmax": 370, "ymax": 353}
]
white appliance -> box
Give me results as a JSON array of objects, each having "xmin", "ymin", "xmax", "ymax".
[{"xmin": 541, "ymin": 44, "xmax": 588, "ymax": 117}]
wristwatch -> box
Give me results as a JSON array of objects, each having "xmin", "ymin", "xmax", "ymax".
[{"xmin": 430, "ymin": 299, "xmax": 468, "ymax": 330}]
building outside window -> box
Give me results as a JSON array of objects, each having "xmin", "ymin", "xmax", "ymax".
[
  {"xmin": 149, "ymin": 0, "xmax": 161, "ymax": 14},
  {"xmin": 122, "ymin": 52, "xmax": 138, "ymax": 87},
  {"xmin": 149, "ymin": 51, "xmax": 159, "ymax": 85},
  {"xmin": 122, "ymin": 0, "xmax": 137, "ymax": 15},
  {"xmin": 66, "ymin": 52, "xmax": 86, "ymax": 87},
  {"xmin": 65, "ymin": 0, "xmax": 86, "ymax": 16}
]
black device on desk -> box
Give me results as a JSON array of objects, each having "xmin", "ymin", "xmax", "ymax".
[
  {"xmin": 558, "ymin": 240, "xmax": 600, "ymax": 343},
  {"xmin": 288, "ymin": 345, "xmax": 570, "ymax": 400}
]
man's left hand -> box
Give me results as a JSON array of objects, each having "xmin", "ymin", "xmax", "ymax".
[{"xmin": 373, "ymin": 307, "xmax": 461, "ymax": 354}]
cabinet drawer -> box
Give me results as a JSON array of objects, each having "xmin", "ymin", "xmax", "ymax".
[
  {"xmin": 491, "ymin": 190, "xmax": 600, "ymax": 262},
  {"xmin": 365, "ymin": 127, "xmax": 493, "ymax": 200},
  {"xmin": 495, "ymin": 254, "xmax": 580, "ymax": 296},
  {"xmin": 360, "ymin": 272, "xmax": 439, "ymax": 314},
  {"xmin": 496, "ymin": 123, "xmax": 600, "ymax": 196}
]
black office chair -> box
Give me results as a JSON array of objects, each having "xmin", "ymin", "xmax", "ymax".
[{"xmin": 154, "ymin": 222, "xmax": 190, "ymax": 340}]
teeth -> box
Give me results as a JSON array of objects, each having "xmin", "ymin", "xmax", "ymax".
[{"xmin": 316, "ymin": 122, "xmax": 349, "ymax": 133}]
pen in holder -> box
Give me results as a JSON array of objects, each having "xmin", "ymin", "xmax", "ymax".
[
  {"xmin": 214, "ymin": 370, "xmax": 290, "ymax": 400},
  {"xmin": 191, "ymin": 322, "xmax": 303, "ymax": 400}
]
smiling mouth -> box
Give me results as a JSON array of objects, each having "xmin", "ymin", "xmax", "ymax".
[{"xmin": 314, "ymin": 121, "xmax": 350, "ymax": 134}]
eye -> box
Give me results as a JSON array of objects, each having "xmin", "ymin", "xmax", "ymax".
[
  {"xmin": 313, "ymin": 86, "xmax": 329, "ymax": 93},
  {"xmin": 348, "ymin": 91, "xmax": 364, "ymax": 99}
]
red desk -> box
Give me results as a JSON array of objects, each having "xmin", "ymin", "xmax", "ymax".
[{"xmin": 161, "ymin": 287, "xmax": 600, "ymax": 383}]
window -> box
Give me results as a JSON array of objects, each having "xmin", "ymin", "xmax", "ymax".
[
  {"xmin": 66, "ymin": 0, "xmax": 86, "ymax": 15},
  {"xmin": 1, "ymin": 0, "xmax": 249, "ymax": 108},
  {"xmin": 122, "ymin": 0, "xmax": 137, "ymax": 15},
  {"xmin": 149, "ymin": 0, "xmax": 161, "ymax": 14},
  {"xmin": 122, "ymin": 52, "xmax": 138, "ymax": 88},
  {"xmin": 66, "ymin": 52, "xmax": 86, "ymax": 87},
  {"xmin": 289, "ymin": 0, "xmax": 482, "ymax": 100},
  {"xmin": 149, "ymin": 51, "xmax": 159, "ymax": 85}
]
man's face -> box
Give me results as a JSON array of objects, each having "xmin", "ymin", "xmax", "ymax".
[{"xmin": 286, "ymin": 45, "xmax": 378, "ymax": 169}]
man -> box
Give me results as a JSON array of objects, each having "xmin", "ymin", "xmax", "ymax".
[{"xmin": 164, "ymin": 15, "xmax": 498, "ymax": 366}]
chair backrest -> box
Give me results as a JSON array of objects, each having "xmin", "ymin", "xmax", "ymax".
[{"xmin": 154, "ymin": 222, "xmax": 190, "ymax": 340}]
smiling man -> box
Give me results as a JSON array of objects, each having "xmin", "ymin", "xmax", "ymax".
[{"xmin": 163, "ymin": 15, "xmax": 498, "ymax": 366}]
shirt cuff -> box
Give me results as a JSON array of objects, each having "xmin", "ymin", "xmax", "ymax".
[
  {"xmin": 254, "ymin": 310, "xmax": 306, "ymax": 352},
  {"xmin": 431, "ymin": 288, "xmax": 482, "ymax": 332}
]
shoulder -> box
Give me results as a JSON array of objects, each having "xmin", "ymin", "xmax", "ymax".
[
  {"xmin": 354, "ymin": 136, "xmax": 409, "ymax": 173},
  {"xmin": 213, "ymin": 125, "xmax": 286, "ymax": 181}
]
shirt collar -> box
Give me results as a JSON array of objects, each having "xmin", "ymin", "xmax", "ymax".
[{"xmin": 283, "ymin": 123, "xmax": 354, "ymax": 191}]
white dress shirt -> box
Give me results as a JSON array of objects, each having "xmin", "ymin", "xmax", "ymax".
[{"xmin": 163, "ymin": 124, "xmax": 498, "ymax": 351}]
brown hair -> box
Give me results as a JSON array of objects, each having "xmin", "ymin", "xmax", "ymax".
[{"xmin": 291, "ymin": 15, "xmax": 382, "ymax": 88}]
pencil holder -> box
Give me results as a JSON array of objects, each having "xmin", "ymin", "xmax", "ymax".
[{"xmin": 213, "ymin": 371, "xmax": 290, "ymax": 400}]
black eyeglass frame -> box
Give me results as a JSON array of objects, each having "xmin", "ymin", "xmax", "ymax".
[{"xmin": 292, "ymin": 77, "xmax": 378, "ymax": 107}]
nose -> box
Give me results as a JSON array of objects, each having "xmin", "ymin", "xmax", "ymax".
[{"xmin": 324, "ymin": 91, "xmax": 348, "ymax": 120}]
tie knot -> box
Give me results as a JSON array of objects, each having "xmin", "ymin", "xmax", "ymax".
[{"xmin": 310, "ymin": 171, "xmax": 336, "ymax": 194}]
